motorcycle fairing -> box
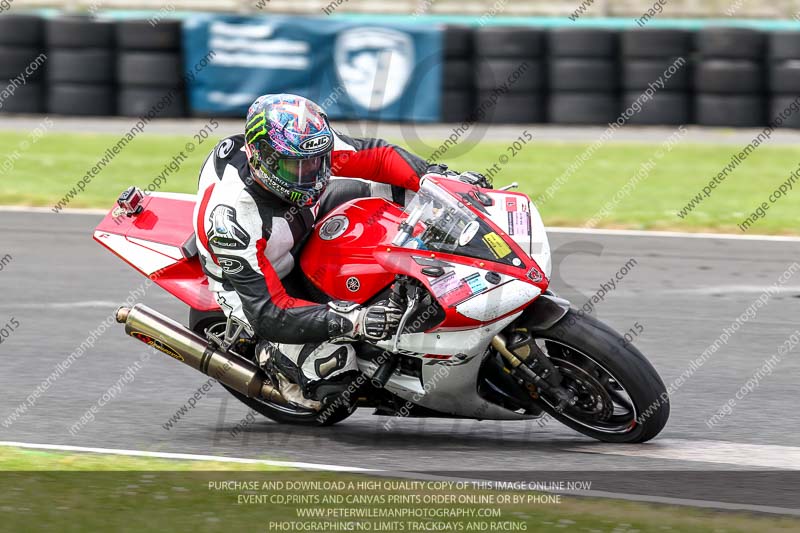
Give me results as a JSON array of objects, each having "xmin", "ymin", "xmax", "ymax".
[
  {"xmin": 93, "ymin": 192, "xmax": 220, "ymax": 311},
  {"xmin": 363, "ymin": 312, "xmax": 535, "ymax": 420},
  {"xmin": 301, "ymin": 179, "xmax": 549, "ymax": 332},
  {"xmin": 484, "ymin": 190, "xmax": 552, "ymax": 279}
]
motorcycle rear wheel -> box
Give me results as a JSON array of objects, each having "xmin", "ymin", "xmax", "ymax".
[
  {"xmin": 526, "ymin": 309, "xmax": 669, "ymax": 443},
  {"xmin": 189, "ymin": 310, "xmax": 355, "ymax": 427}
]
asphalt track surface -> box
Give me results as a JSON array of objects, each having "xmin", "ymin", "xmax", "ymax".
[{"xmin": 1, "ymin": 211, "xmax": 800, "ymax": 513}]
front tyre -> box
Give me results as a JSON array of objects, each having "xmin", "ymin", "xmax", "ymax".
[{"xmin": 529, "ymin": 309, "xmax": 669, "ymax": 443}]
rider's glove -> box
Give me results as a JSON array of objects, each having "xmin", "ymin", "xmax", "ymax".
[
  {"xmin": 327, "ymin": 300, "xmax": 404, "ymax": 343},
  {"xmin": 458, "ymin": 171, "xmax": 493, "ymax": 189},
  {"xmin": 426, "ymin": 163, "xmax": 459, "ymax": 178}
]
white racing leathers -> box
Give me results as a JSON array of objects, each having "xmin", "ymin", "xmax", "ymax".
[{"xmin": 192, "ymin": 132, "xmax": 426, "ymax": 403}]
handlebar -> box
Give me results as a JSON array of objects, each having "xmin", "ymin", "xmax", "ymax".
[{"xmin": 391, "ymin": 201, "xmax": 428, "ymax": 247}]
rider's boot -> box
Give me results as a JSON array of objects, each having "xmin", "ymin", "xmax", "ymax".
[{"xmin": 257, "ymin": 341, "xmax": 359, "ymax": 411}]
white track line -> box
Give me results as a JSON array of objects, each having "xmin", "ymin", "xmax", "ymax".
[
  {"xmin": 2, "ymin": 440, "xmax": 798, "ymax": 516},
  {"xmin": 547, "ymin": 226, "xmax": 800, "ymax": 242},
  {"xmin": 0, "ymin": 205, "xmax": 108, "ymax": 215},
  {"xmin": 3, "ymin": 205, "xmax": 800, "ymax": 242},
  {"xmin": 569, "ymin": 439, "xmax": 800, "ymax": 470},
  {"xmin": 0, "ymin": 441, "xmax": 375, "ymax": 473}
]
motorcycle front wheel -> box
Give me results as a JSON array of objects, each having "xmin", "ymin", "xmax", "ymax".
[{"xmin": 525, "ymin": 309, "xmax": 670, "ymax": 443}]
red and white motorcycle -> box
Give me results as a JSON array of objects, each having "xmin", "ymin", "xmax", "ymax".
[{"xmin": 95, "ymin": 174, "xmax": 669, "ymax": 443}]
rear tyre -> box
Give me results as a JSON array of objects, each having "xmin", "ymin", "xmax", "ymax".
[
  {"xmin": 189, "ymin": 310, "xmax": 355, "ymax": 427},
  {"xmin": 527, "ymin": 309, "xmax": 669, "ymax": 443}
]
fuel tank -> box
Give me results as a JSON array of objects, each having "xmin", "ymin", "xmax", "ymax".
[{"xmin": 300, "ymin": 197, "xmax": 403, "ymax": 303}]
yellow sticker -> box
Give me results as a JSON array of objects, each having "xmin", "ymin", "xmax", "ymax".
[{"xmin": 482, "ymin": 232, "xmax": 512, "ymax": 259}]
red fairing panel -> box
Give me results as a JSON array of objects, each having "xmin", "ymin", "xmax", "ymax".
[
  {"xmin": 300, "ymin": 197, "xmax": 402, "ymax": 303},
  {"xmin": 93, "ymin": 193, "xmax": 220, "ymax": 312},
  {"xmin": 148, "ymin": 260, "xmax": 220, "ymax": 312},
  {"xmin": 302, "ymin": 193, "xmax": 547, "ymax": 330}
]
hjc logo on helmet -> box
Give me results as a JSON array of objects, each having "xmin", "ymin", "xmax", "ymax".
[{"xmin": 299, "ymin": 135, "xmax": 332, "ymax": 153}]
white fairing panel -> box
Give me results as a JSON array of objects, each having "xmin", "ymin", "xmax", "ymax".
[
  {"xmin": 93, "ymin": 231, "xmax": 178, "ymax": 275},
  {"xmin": 485, "ymin": 191, "xmax": 551, "ymax": 279},
  {"xmin": 529, "ymin": 203, "xmax": 552, "ymax": 279},
  {"xmin": 456, "ymin": 279, "xmax": 541, "ymax": 322},
  {"xmin": 363, "ymin": 313, "xmax": 535, "ymax": 421}
]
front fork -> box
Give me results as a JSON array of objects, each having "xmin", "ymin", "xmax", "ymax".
[{"xmin": 491, "ymin": 292, "xmax": 577, "ymax": 412}]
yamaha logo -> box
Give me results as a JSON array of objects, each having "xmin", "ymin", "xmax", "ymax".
[
  {"xmin": 346, "ymin": 277, "xmax": 360, "ymax": 292},
  {"xmin": 299, "ymin": 135, "xmax": 332, "ymax": 152}
]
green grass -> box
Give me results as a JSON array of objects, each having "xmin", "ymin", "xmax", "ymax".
[
  {"xmin": 0, "ymin": 446, "xmax": 287, "ymax": 471},
  {"xmin": 2, "ymin": 130, "xmax": 799, "ymax": 234},
  {"xmin": 1, "ymin": 447, "xmax": 799, "ymax": 533}
]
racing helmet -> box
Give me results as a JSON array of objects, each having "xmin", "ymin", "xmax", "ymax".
[{"xmin": 244, "ymin": 94, "xmax": 334, "ymax": 206}]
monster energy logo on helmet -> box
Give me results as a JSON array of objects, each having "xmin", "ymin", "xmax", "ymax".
[{"xmin": 245, "ymin": 111, "xmax": 267, "ymax": 145}]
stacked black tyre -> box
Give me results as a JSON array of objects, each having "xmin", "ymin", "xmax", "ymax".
[
  {"xmin": 473, "ymin": 26, "xmax": 545, "ymax": 124},
  {"xmin": 768, "ymin": 32, "xmax": 800, "ymax": 129},
  {"xmin": 620, "ymin": 29, "xmax": 692, "ymax": 125},
  {"xmin": 46, "ymin": 16, "xmax": 116, "ymax": 116},
  {"xmin": 441, "ymin": 26, "xmax": 474, "ymax": 122},
  {"xmin": 116, "ymin": 19, "xmax": 185, "ymax": 118},
  {"xmin": 694, "ymin": 28, "xmax": 766, "ymax": 127},
  {"xmin": 0, "ymin": 15, "xmax": 46, "ymax": 114},
  {"xmin": 547, "ymin": 29, "xmax": 618, "ymax": 124}
]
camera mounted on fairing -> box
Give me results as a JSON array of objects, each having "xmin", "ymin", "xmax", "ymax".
[{"xmin": 117, "ymin": 186, "xmax": 145, "ymax": 217}]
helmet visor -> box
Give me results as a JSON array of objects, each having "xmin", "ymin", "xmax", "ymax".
[{"xmin": 257, "ymin": 141, "xmax": 331, "ymax": 186}]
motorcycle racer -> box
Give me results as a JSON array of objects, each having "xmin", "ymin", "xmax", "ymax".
[{"xmin": 193, "ymin": 93, "xmax": 429, "ymax": 410}]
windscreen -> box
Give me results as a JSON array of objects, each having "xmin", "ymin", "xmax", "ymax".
[{"xmin": 398, "ymin": 180, "xmax": 523, "ymax": 267}]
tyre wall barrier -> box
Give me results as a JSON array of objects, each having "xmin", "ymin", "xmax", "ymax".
[
  {"xmin": 1, "ymin": 13, "xmax": 798, "ymax": 128},
  {"xmin": 1, "ymin": 14, "xmax": 186, "ymax": 118},
  {"xmin": 0, "ymin": 14, "xmax": 46, "ymax": 114}
]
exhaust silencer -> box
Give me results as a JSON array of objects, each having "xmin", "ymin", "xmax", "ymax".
[{"xmin": 116, "ymin": 304, "xmax": 286, "ymax": 404}]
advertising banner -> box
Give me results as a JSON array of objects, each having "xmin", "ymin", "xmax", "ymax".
[{"xmin": 183, "ymin": 15, "xmax": 443, "ymax": 121}]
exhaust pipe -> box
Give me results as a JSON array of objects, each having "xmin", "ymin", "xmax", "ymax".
[{"xmin": 116, "ymin": 304, "xmax": 286, "ymax": 405}]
